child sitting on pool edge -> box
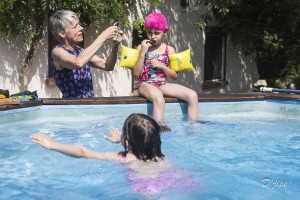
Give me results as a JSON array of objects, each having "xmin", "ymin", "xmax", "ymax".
[
  {"xmin": 133, "ymin": 12, "xmax": 199, "ymax": 129},
  {"xmin": 31, "ymin": 113, "xmax": 196, "ymax": 195}
]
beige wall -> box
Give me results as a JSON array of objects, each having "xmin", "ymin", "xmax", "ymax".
[
  {"xmin": 0, "ymin": 1, "xmax": 258, "ymax": 98},
  {"xmin": 0, "ymin": 35, "xmax": 26, "ymax": 95}
]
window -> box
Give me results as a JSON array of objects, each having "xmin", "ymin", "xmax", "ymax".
[{"xmin": 203, "ymin": 26, "xmax": 228, "ymax": 89}]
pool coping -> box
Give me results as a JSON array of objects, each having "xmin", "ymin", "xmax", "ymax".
[{"xmin": 0, "ymin": 92, "xmax": 299, "ymax": 111}]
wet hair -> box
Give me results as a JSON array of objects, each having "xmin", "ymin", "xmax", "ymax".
[
  {"xmin": 49, "ymin": 10, "xmax": 79, "ymax": 41},
  {"xmin": 122, "ymin": 113, "xmax": 164, "ymax": 161}
]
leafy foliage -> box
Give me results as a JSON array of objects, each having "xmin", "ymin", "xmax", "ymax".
[
  {"xmin": 0, "ymin": 0, "xmax": 137, "ymax": 90},
  {"xmin": 276, "ymin": 64, "xmax": 300, "ymax": 89},
  {"xmin": 0, "ymin": 0, "xmax": 44, "ymax": 43},
  {"xmin": 132, "ymin": 17, "xmax": 145, "ymax": 38},
  {"xmin": 0, "ymin": 0, "xmax": 136, "ymax": 43},
  {"xmin": 184, "ymin": 0, "xmax": 300, "ymax": 88}
]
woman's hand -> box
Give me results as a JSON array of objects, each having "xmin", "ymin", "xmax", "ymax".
[
  {"xmin": 100, "ymin": 26, "xmax": 120, "ymax": 41},
  {"xmin": 31, "ymin": 133, "xmax": 55, "ymax": 149},
  {"xmin": 104, "ymin": 128, "xmax": 121, "ymax": 143},
  {"xmin": 112, "ymin": 30, "xmax": 124, "ymax": 44}
]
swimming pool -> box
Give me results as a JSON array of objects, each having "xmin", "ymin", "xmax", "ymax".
[{"xmin": 0, "ymin": 100, "xmax": 299, "ymax": 199}]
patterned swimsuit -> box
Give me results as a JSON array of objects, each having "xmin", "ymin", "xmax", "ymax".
[
  {"xmin": 51, "ymin": 45, "xmax": 94, "ymax": 98},
  {"xmin": 138, "ymin": 45, "xmax": 169, "ymax": 88}
]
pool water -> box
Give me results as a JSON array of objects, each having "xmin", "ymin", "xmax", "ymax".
[{"xmin": 0, "ymin": 100, "xmax": 299, "ymax": 199}]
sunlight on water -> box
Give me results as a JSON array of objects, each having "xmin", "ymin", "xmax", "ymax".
[{"xmin": 0, "ymin": 100, "xmax": 299, "ymax": 199}]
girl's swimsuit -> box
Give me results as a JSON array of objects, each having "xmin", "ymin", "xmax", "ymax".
[
  {"xmin": 128, "ymin": 167, "xmax": 197, "ymax": 195},
  {"xmin": 138, "ymin": 45, "xmax": 169, "ymax": 88},
  {"xmin": 51, "ymin": 45, "xmax": 94, "ymax": 98},
  {"xmin": 120, "ymin": 154, "xmax": 198, "ymax": 194}
]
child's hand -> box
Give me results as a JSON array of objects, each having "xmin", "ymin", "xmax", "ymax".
[
  {"xmin": 151, "ymin": 59, "xmax": 165, "ymax": 69},
  {"xmin": 140, "ymin": 39, "xmax": 152, "ymax": 53},
  {"xmin": 104, "ymin": 128, "xmax": 121, "ymax": 143},
  {"xmin": 31, "ymin": 133, "xmax": 55, "ymax": 149}
]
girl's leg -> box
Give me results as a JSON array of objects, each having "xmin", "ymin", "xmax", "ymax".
[
  {"xmin": 138, "ymin": 83, "xmax": 165, "ymax": 123},
  {"xmin": 161, "ymin": 83, "xmax": 199, "ymax": 121}
]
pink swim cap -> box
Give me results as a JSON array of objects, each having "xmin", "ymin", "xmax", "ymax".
[{"xmin": 145, "ymin": 12, "xmax": 168, "ymax": 32}]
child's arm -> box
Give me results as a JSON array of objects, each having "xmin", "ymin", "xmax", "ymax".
[
  {"xmin": 133, "ymin": 40, "xmax": 152, "ymax": 77},
  {"xmin": 31, "ymin": 133, "xmax": 121, "ymax": 160}
]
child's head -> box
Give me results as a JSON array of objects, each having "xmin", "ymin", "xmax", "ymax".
[
  {"xmin": 145, "ymin": 12, "xmax": 168, "ymax": 33},
  {"xmin": 122, "ymin": 113, "xmax": 164, "ymax": 161}
]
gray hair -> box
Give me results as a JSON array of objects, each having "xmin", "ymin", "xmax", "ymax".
[{"xmin": 49, "ymin": 10, "xmax": 79, "ymax": 41}]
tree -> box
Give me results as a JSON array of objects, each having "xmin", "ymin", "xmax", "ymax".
[
  {"xmin": 0, "ymin": 0, "xmax": 135, "ymax": 91},
  {"xmin": 184, "ymin": 0, "xmax": 300, "ymax": 88}
]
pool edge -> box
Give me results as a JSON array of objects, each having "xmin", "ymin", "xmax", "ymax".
[{"xmin": 1, "ymin": 92, "xmax": 299, "ymax": 111}]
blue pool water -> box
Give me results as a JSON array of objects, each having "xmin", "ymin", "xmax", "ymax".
[{"xmin": 0, "ymin": 100, "xmax": 299, "ymax": 199}]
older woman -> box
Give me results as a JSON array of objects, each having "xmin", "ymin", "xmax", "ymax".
[{"xmin": 49, "ymin": 10, "xmax": 123, "ymax": 98}]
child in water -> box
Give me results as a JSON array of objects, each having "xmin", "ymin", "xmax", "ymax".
[
  {"xmin": 31, "ymin": 113, "xmax": 196, "ymax": 195},
  {"xmin": 133, "ymin": 12, "xmax": 199, "ymax": 128},
  {"xmin": 31, "ymin": 113, "xmax": 163, "ymax": 162}
]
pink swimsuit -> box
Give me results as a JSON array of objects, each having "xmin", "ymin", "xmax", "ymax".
[
  {"xmin": 128, "ymin": 167, "xmax": 198, "ymax": 195},
  {"xmin": 138, "ymin": 45, "xmax": 169, "ymax": 88}
]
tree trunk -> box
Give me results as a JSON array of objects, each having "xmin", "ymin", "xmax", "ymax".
[
  {"xmin": 19, "ymin": 0, "xmax": 44, "ymax": 92},
  {"xmin": 19, "ymin": 32, "xmax": 44, "ymax": 91}
]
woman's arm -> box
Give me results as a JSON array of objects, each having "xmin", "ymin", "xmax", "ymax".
[
  {"xmin": 31, "ymin": 133, "xmax": 120, "ymax": 161},
  {"xmin": 89, "ymin": 43, "xmax": 120, "ymax": 71},
  {"xmin": 89, "ymin": 30, "xmax": 123, "ymax": 71},
  {"xmin": 52, "ymin": 26, "xmax": 119, "ymax": 70}
]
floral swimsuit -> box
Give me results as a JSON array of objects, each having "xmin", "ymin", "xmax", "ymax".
[
  {"xmin": 51, "ymin": 45, "xmax": 94, "ymax": 98},
  {"xmin": 138, "ymin": 45, "xmax": 169, "ymax": 88}
]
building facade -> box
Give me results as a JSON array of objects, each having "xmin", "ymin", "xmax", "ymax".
[{"xmin": 0, "ymin": 1, "xmax": 258, "ymax": 98}]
